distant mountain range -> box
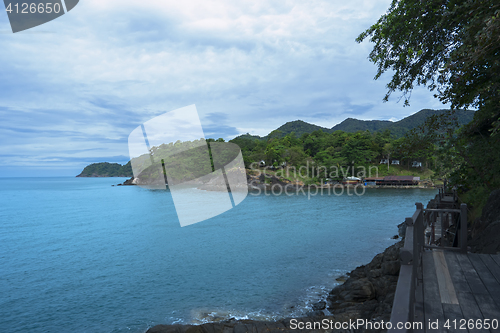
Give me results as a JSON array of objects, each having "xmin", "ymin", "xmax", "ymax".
[
  {"xmin": 77, "ymin": 108, "xmax": 475, "ymax": 177},
  {"xmin": 237, "ymin": 109, "xmax": 475, "ymax": 140}
]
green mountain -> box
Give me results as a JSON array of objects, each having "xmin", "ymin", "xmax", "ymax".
[
  {"xmin": 77, "ymin": 108, "xmax": 476, "ymax": 177},
  {"xmin": 234, "ymin": 109, "xmax": 476, "ymax": 141},
  {"xmin": 270, "ymin": 120, "xmax": 331, "ymax": 138},
  {"xmin": 331, "ymin": 109, "xmax": 475, "ymax": 137},
  {"xmin": 330, "ymin": 118, "xmax": 392, "ymax": 133},
  {"xmin": 77, "ymin": 162, "xmax": 133, "ymax": 177}
]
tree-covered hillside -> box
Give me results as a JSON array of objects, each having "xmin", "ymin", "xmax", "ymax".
[
  {"xmin": 78, "ymin": 109, "xmax": 475, "ymax": 179},
  {"xmin": 330, "ymin": 118, "xmax": 392, "ymax": 133},
  {"xmin": 330, "ymin": 109, "xmax": 474, "ymax": 137},
  {"xmin": 357, "ymin": 0, "xmax": 500, "ymax": 215},
  {"xmin": 77, "ymin": 162, "xmax": 133, "ymax": 177},
  {"xmin": 232, "ymin": 108, "xmax": 475, "ymax": 142},
  {"xmin": 270, "ymin": 120, "xmax": 331, "ymax": 138}
]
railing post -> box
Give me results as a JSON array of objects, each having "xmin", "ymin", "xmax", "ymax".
[
  {"xmin": 460, "ymin": 203, "xmax": 468, "ymax": 253},
  {"xmin": 415, "ymin": 203, "xmax": 424, "ymax": 249},
  {"xmin": 400, "ymin": 217, "xmax": 414, "ymax": 265},
  {"xmin": 430, "ymin": 212, "xmax": 435, "ymax": 245}
]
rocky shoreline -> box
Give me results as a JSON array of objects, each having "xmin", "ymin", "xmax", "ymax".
[
  {"xmin": 117, "ymin": 172, "xmax": 436, "ymax": 190},
  {"xmin": 113, "ymin": 175, "xmax": 500, "ymax": 333},
  {"xmin": 144, "ymin": 226, "xmax": 407, "ymax": 333}
]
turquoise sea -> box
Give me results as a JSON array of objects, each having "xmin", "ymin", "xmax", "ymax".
[{"xmin": 0, "ymin": 177, "xmax": 437, "ymax": 333}]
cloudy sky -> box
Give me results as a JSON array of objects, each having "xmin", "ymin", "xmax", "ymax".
[{"xmin": 0, "ymin": 0, "xmax": 448, "ymax": 177}]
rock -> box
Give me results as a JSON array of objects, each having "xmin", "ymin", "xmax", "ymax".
[
  {"xmin": 312, "ymin": 301, "xmax": 326, "ymax": 310},
  {"xmin": 392, "ymin": 234, "xmax": 399, "ymax": 239},
  {"xmin": 397, "ymin": 222, "xmax": 406, "ymax": 238},
  {"xmin": 121, "ymin": 177, "xmax": 137, "ymax": 185},
  {"xmin": 335, "ymin": 275, "xmax": 348, "ymax": 282},
  {"xmin": 381, "ymin": 261, "xmax": 400, "ymax": 276},
  {"xmin": 339, "ymin": 278, "xmax": 376, "ymax": 302},
  {"xmin": 305, "ymin": 310, "xmax": 325, "ymax": 317},
  {"xmin": 147, "ymin": 234, "xmax": 406, "ymax": 333}
]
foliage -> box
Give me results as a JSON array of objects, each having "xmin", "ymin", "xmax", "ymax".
[
  {"xmin": 233, "ymin": 109, "xmax": 474, "ymax": 142},
  {"xmin": 230, "ymin": 125, "xmax": 441, "ymax": 177},
  {"xmin": 358, "ymin": 0, "xmax": 500, "ymax": 214},
  {"xmin": 78, "ymin": 162, "xmax": 133, "ymax": 177},
  {"xmin": 356, "ymin": 0, "xmax": 500, "ymax": 110}
]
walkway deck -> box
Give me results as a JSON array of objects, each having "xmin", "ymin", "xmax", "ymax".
[
  {"xmin": 390, "ymin": 189, "xmax": 500, "ymax": 333},
  {"xmin": 418, "ymin": 250, "xmax": 500, "ymax": 333}
]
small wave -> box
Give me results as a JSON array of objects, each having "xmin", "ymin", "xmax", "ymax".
[
  {"xmin": 188, "ymin": 308, "xmax": 282, "ymax": 324},
  {"xmin": 182, "ymin": 269, "xmax": 349, "ymax": 326}
]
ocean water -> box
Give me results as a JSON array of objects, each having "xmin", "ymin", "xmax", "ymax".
[{"xmin": 0, "ymin": 177, "xmax": 437, "ymax": 333}]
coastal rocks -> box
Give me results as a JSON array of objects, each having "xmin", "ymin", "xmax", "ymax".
[
  {"xmin": 312, "ymin": 301, "xmax": 326, "ymax": 311},
  {"xmin": 246, "ymin": 172, "xmax": 300, "ymax": 190},
  {"xmin": 118, "ymin": 177, "xmax": 137, "ymax": 185},
  {"xmin": 470, "ymin": 189, "xmax": 500, "ymax": 254},
  {"xmin": 148, "ymin": 316, "xmax": 381, "ymax": 333},
  {"xmin": 326, "ymin": 240, "xmax": 403, "ymax": 324},
  {"xmin": 146, "ymin": 319, "xmax": 290, "ymax": 333},
  {"xmin": 338, "ymin": 278, "xmax": 376, "ymax": 302},
  {"xmin": 397, "ymin": 222, "xmax": 406, "ymax": 238},
  {"xmin": 145, "ymin": 239, "xmax": 403, "ymax": 333}
]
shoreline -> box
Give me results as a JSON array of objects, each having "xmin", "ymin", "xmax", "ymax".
[
  {"xmin": 117, "ymin": 176, "xmax": 437, "ymax": 190},
  {"xmin": 144, "ymin": 224, "xmax": 410, "ymax": 333}
]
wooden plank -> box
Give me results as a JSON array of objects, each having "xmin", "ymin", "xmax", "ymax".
[
  {"xmin": 425, "ymin": 209, "xmax": 461, "ymax": 213},
  {"xmin": 445, "ymin": 251, "xmax": 472, "ymax": 293},
  {"xmin": 480, "ymin": 255, "xmax": 500, "ymax": 284},
  {"xmin": 490, "ymin": 254, "xmax": 500, "ymax": 271},
  {"xmin": 414, "ymin": 282, "xmax": 425, "ymax": 333},
  {"xmin": 456, "ymin": 253, "xmax": 489, "ymax": 295},
  {"xmin": 433, "ymin": 250, "xmax": 459, "ymax": 304},
  {"xmin": 422, "ymin": 251, "xmax": 447, "ymax": 333},
  {"xmin": 389, "ymin": 264, "xmax": 413, "ymax": 333},
  {"xmin": 456, "ymin": 291, "xmax": 490, "ymax": 333},
  {"xmin": 468, "ymin": 254, "xmax": 500, "ymax": 300},
  {"xmin": 473, "ymin": 293, "xmax": 500, "ymax": 333},
  {"xmin": 442, "ymin": 303, "xmax": 466, "ymax": 333}
]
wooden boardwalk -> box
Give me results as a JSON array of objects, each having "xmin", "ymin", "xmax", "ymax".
[
  {"xmin": 418, "ymin": 250, "xmax": 500, "ymax": 333},
  {"xmin": 390, "ymin": 189, "xmax": 500, "ymax": 333}
]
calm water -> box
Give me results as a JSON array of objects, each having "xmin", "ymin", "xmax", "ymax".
[{"xmin": 0, "ymin": 177, "xmax": 436, "ymax": 333}]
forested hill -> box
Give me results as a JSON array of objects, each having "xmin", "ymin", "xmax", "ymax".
[
  {"xmin": 331, "ymin": 109, "xmax": 475, "ymax": 137},
  {"xmin": 77, "ymin": 108, "xmax": 475, "ymax": 177},
  {"xmin": 270, "ymin": 120, "xmax": 330, "ymax": 138},
  {"xmin": 330, "ymin": 118, "xmax": 392, "ymax": 133},
  {"xmin": 237, "ymin": 108, "xmax": 475, "ymax": 140},
  {"xmin": 77, "ymin": 162, "xmax": 133, "ymax": 177}
]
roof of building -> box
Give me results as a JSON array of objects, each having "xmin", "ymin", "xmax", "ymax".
[
  {"xmin": 383, "ymin": 176, "xmax": 416, "ymax": 181},
  {"xmin": 365, "ymin": 177, "xmax": 384, "ymax": 181}
]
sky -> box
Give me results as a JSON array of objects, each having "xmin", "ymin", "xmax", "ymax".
[{"xmin": 0, "ymin": 0, "xmax": 449, "ymax": 177}]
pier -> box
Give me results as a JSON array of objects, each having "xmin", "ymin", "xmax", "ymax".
[{"xmin": 390, "ymin": 188, "xmax": 500, "ymax": 333}]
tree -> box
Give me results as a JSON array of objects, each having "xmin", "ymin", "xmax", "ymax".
[
  {"xmin": 357, "ymin": 0, "xmax": 499, "ymax": 110},
  {"xmin": 358, "ymin": 0, "xmax": 500, "ymax": 211}
]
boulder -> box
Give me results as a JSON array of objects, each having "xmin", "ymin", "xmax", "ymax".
[{"xmin": 311, "ymin": 301, "xmax": 326, "ymax": 311}]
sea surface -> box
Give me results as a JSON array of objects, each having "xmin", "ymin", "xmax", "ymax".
[{"xmin": 0, "ymin": 177, "xmax": 437, "ymax": 333}]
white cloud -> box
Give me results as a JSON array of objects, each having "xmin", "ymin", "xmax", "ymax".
[{"xmin": 0, "ymin": 0, "xmax": 447, "ymax": 176}]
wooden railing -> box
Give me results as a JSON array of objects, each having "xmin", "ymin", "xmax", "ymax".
[{"xmin": 388, "ymin": 198, "xmax": 467, "ymax": 333}]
